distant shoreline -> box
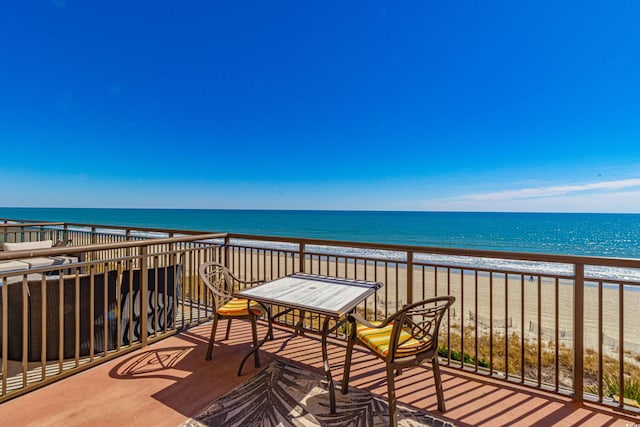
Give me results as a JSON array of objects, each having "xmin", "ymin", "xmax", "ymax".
[
  {"xmin": 3, "ymin": 208, "xmax": 640, "ymax": 258},
  {"xmin": 4, "ymin": 206, "xmax": 640, "ymax": 215}
]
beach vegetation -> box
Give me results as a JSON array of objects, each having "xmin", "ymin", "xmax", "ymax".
[
  {"xmin": 440, "ymin": 328, "xmax": 640, "ymax": 407},
  {"xmin": 586, "ymin": 375, "xmax": 640, "ymax": 407},
  {"xmin": 437, "ymin": 346, "xmax": 490, "ymax": 368}
]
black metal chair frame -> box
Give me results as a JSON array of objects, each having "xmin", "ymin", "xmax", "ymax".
[
  {"xmin": 341, "ymin": 295, "xmax": 455, "ymax": 425},
  {"xmin": 198, "ymin": 261, "xmax": 272, "ymax": 375}
]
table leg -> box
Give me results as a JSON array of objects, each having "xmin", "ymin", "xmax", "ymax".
[
  {"xmin": 237, "ymin": 306, "xmax": 272, "ymax": 376},
  {"xmin": 341, "ymin": 315, "xmax": 356, "ymax": 395},
  {"xmin": 321, "ymin": 315, "xmax": 336, "ymax": 414},
  {"xmin": 295, "ymin": 310, "xmax": 306, "ymax": 335}
]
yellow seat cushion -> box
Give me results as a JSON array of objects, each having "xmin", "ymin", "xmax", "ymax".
[
  {"xmin": 356, "ymin": 321, "xmax": 432, "ymax": 358},
  {"xmin": 218, "ymin": 298, "xmax": 263, "ymax": 317}
]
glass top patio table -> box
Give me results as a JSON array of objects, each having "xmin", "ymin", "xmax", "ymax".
[
  {"xmin": 235, "ymin": 273, "xmax": 383, "ymax": 414},
  {"xmin": 236, "ymin": 273, "xmax": 381, "ymax": 319}
]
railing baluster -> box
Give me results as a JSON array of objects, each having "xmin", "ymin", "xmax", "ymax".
[
  {"xmin": 555, "ymin": 277, "xmax": 559, "ymax": 392},
  {"xmin": 618, "ymin": 282, "xmax": 624, "ymax": 409},
  {"xmin": 446, "ymin": 267, "xmax": 451, "ymax": 365},
  {"xmin": 598, "ymin": 280, "xmax": 603, "ymax": 402},
  {"xmin": 489, "ymin": 272, "xmax": 494, "ymax": 376},
  {"xmin": 475, "ymin": 270, "xmax": 479, "ymax": 372},
  {"xmin": 41, "ymin": 276, "xmax": 47, "ymax": 376},
  {"xmin": 2, "ymin": 277, "xmax": 8, "ymax": 396},
  {"xmin": 140, "ymin": 246, "xmax": 149, "ymax": 347},
  {"xmin": 537, "ymin": 275, "xmax": 542, "ymax": 387},
  {"xmin": 521, "ymin": 273, "xmax": 525, "ymax": 382},
  {"xmin": 505, "ymin": 273, "xmax": 509, "ymax": 379},
  {"xmin": 460, "ymin": 268, "xmax": 465, "ymax": 369},
  {"xmin": 407, "ymin": 251, "xmax": 413, "ymax": 305},
  {"xmin": 573, "ymin": 263, "xmax": 585, "ymax": 402}
]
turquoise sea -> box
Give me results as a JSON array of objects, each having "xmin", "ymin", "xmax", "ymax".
[{"xmin": 2, "ymin": 207, "xmax": 640, "ymax": 259}]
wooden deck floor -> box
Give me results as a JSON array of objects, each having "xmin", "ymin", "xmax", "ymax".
[{"xmin": 0, "ymin": 320, "xmax": 637, "ymax": 426}]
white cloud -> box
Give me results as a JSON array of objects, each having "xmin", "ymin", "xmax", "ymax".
[
  {"xmin": 464, "ymin": 178, "xmax": 640, "ymax": 201},
  {"xmin": 416, "ymin": 179, "xmax": 640, "ymax": 213}
]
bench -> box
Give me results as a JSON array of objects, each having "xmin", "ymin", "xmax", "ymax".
[
  {"xmin": 0, "ymin": 240, "xmax": 79, "ymax": 277},
  {"xmin": 0, "ymin": 266, "xmax": 180, "ymax": 361}
]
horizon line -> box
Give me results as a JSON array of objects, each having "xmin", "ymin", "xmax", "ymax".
[{"xmin": 1, "ymin": 206, "xmax": 639, "ymax": 215}]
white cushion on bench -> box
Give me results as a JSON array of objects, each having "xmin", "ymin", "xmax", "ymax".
[
  {"xmin": 3, "ymin": 240, "xmax": 54, "ymax": 251},
  {"xmin": 18, "ymin": 256, "xmax": 78, "ymax": 269},
  {"xmin": 53, "ymin": 255, "xmax": 79, "ymax": 264},
  {"xmin": 0, "ymin": 260, "xmax": 31, "ymax": 272},
  {"xmin": 18, "ymin": 257, "xmax": 57, "ymax": 268}
]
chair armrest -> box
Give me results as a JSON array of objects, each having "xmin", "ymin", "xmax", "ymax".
[
  {"xmin": 349, "ymin": 311, "xmax": 392, "ymax": 329},
  {"xmin": 350, "ymin": 305, "xmax": 419, "ymax": 329},
  {"xmin": 227, "ymin": 269, "xmax": 264, "ymax": 286}
]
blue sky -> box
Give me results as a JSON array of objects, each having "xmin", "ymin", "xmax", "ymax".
[{"xmin": 1, "ymin": 1, "xmax": 639, "ymax": 212}]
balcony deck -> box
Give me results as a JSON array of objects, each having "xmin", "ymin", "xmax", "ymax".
[{"xmin": 0, "ymin": 320, "xmax": 635, "ymax": 427}]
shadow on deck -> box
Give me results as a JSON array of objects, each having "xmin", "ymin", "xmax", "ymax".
[{"xmin": 0, "ymin": 320, "xmax": 636, "ymax": 426}]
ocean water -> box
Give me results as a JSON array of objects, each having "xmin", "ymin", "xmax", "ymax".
[
  {"xmin": 3, "ymin": 208, "xmax": 640, "ymax": 281},
  {"xmin": 2, "ymin": 208, "xmax": 640, "ymax": 259}
]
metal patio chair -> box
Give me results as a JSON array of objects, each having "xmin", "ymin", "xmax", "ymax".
[
  {"xmin": 341, "ymin": 296, "xmax": 455, "ymax": 425},
  {"xmin": 198, "ymin": 261, "xmax": 272, "ymax": 374}
]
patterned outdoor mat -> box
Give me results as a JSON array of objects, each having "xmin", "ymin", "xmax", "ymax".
[{"xmin": 180, "ymin": 359, "xmax": 453, "ymax": 427}]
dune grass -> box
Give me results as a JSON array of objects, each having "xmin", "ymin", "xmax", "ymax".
[{"xmin": 439, "ymin": 328, "xmax": 640, "ymax": 406}]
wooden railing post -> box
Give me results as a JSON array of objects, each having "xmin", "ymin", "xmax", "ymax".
[
  {"xmin": 224, "ymin": 235, "xmax": 231, "ymax": 269},
  {"xmin": 90, "ymin": 227, "xmax": 97, "ymax": 263},
  {"xmin": 573, "ymin": 262, "xmax": 584, "ymax": 402},
  {"xmin": 125, "ymin": 230, "xmax": 132, "ymax": 270},
  {"xmin": 299, "ymin": 242, "xmax": 306, "ymax": 273},
  {"xmin": 406, "ymin": 251, "xmax": 414, "ymax": 305},
  {"xmin": 140, "ymin": 245, "xmax": 149, "ymax": 347},
  {"xmin": 168, "ymin": 232, "xmax": 174, "ymax": 261}
]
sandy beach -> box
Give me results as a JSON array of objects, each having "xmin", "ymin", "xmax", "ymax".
[{"xmin": 236, "ymin": 251, "xmax": 640, "ymax": 358}]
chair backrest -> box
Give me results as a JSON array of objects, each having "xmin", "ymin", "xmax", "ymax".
[
  {"xmin": 388, "ymin": 296, "xmax": 455, "ymax": 362},
  {"xmin": 198, "ymin": 262, "xmax": 236, "ymax": 309}
]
